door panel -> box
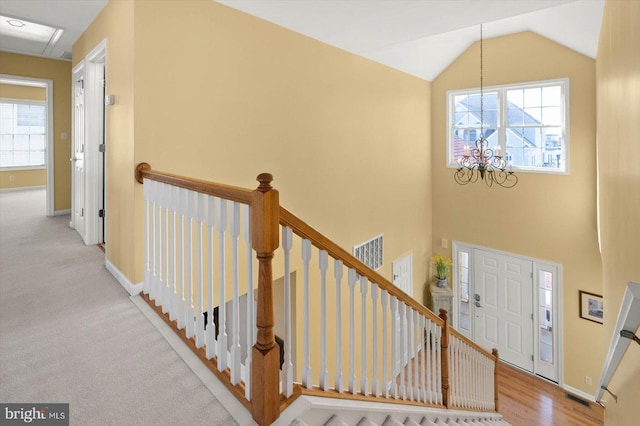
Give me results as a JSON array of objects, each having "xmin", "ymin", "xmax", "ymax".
[{"xmin": 474, "ymin": 249, "xmax": 533, "ymax": 372}]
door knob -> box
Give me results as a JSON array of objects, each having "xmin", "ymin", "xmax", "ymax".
[
  {"xmin": 475, "ymin": 294, "xmax": 481, "ymax": 301},
  {"xmin": 475, "ymin": 301, "xmax": 482, "ymax": 308}
]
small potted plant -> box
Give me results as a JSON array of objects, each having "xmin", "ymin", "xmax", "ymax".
[{"xmin": 433, "ymin": 254, "xmax": 452, "ymax": 288}]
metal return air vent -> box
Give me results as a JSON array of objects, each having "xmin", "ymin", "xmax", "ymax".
[{"xmin": 353, "ymin": 234, "xmax": 383, "ymax": 271}]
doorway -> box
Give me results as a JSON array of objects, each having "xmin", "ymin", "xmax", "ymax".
[
  {"xmin": 452, "ymin": 242, "xmax": 561, "ymax": 383},
  {"xmin": 0, "ymin": 75, "xmax": 54, "ymax": 216},
  {"xmin": 71, "ymin": 40, "xmax": 106, "ymax": 246}
]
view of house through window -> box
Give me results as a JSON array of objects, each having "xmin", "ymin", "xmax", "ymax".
[
  {"xmin": 448, "ymin": 79, "xmax": 568, "ymax": 173},
  {"xmin": 0, "ymin": 100, "xmax": 46, "ymax": 168}
]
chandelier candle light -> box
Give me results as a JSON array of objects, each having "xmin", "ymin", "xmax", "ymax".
[{"xmin": 454, "ymin": 24, "xmax": 518, "ymax": 188}]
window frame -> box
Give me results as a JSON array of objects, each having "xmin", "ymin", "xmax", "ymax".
[
  {"xmin": 0, "ymin": 97, "xmax": 47, "ymax": 171},
  {"xmin": 447, "ymin": 78, "xmax": 570, "ymax": 175}
]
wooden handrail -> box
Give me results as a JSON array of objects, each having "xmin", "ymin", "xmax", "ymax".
[
  {"xmin": 135, "ymin": 162, "xmax": 253, "ymax": 204},
  {"xmin": 280, "ymin": 207, "xmax": 444, "ymax": 327}
]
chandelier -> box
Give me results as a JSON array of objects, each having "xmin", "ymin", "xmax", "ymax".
[{"xmin": 454, "ymin": 25, "xmax": 518, "ymax": 188}]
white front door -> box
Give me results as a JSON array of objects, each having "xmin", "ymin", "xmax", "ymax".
[
  {"xmin": 473, "ymin": 249, "xmax": 534, "ymax": 372},
  {"xmin": 72, "ymin": 68, "xmax": 85, "ymax": 240}
]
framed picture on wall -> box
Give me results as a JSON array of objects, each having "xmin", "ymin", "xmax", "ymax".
[{"xmin": 579, "ymin": 290, "xmax": 603, "ymax": 324}]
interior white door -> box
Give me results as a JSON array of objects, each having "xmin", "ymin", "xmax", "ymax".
[
  {"xmin": 473, "ymin": 249, "xmax": 534, "ymax": 372},
  {"xmin": 392, "ymin": 253, "xmax": 413, "ymax": 297},
  {"xmin": 72, "ymin": 73, "xmax": 85, "ymax": 240}
]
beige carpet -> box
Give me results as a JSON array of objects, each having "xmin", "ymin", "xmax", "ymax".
[{"xmin": 0, "ymin": 189, "xmax": 236, "ymax": 425}]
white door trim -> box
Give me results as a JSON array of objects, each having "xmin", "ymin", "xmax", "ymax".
[
  {"xmin": 0, "ymin": 74, "xmax": 54, "ymax": 216},
  {"xmin": 452, "ymin": 241, "xmax": 563, "ymax": 384}
]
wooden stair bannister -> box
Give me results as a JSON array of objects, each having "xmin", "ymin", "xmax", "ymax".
[{"xmin": 135, "ymin": 163, "xmax": 501, "ymax": 424}]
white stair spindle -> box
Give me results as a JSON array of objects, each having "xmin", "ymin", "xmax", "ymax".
[
  {"xmin": 244, "ymin": 204, "xmax": 254, "ymax": 401},
  {"xmin": 205, "ymin": 196, "xmax": 216, "ymax": 360},
  {"xmin": 359, "ymin": 275, "xmax": 368, "ymax": 396},
  {"xmin": 301, "ymin": 239, "xmax": 312, "ymax": 388},
  {"xmin": 185, "ymin": 190, "xmax": 196, "ymax": 339},
  {"xmin": 169, "ymin": 186, "xmax": 179, "ymax": 321},
  {"xmin": 282, "ymin": 226, "xmax": 293, "ymax": 398},
  {"xmin": 413, "ymin": 309, "xmax": 419, "ymax": 401},
  {"xmin": 426, "ymin": 319, "xmax": 432, "ymax": 403},
  {"xmin": 390, "ymin": 295, "xmax": 398, "ymax": 399},
  {"xmin": 143, "ymin": 179, "xmax": 150, "ymax": 295},
  {"xmin": 381, "ymin": 290, "xmax": 389, "ymax": 398},
  {"xmin": 177, "ymin": 187, "xmax": 187, "ymax": 330},
  {"xmin": 319, "ymin": 249, "xmax": 329, "ymax": 391},
  {"xmin": 371, "ymin": 283, "xmax": 379, "ymax": 397},
  {"xmin": 149, "ymin": 180, "xmax": 157, "ymax": 301},
  {"xmin": 398, "ymin": 301, "xmax": 406, "ymax": 399},
  {"xmin": 420, "ymin": 315, "xmax": 427, "ymax": 402},
  {"xmin": 436, "ymin": 325, "xmax": 442, "ymax": 404},
  {"xmin": 230, "ymin": 202, "xmax": 241, "ymax": 385},
  {"xmin": 216, "ymin": 198, "xmax": 228, "ymax": 371},
  {"xmin": 348, "ymin": 268, "xmax": 357, "ymax": 394},
  {"xmin": 334, "ymin": 259, "xmax": 344, "ymax": 393},
  {"xmin": 162, "ymin": 183, "xmax": 170, "ymax": 314},
  {"xmin": 406, "ymin": 305, "xmax": 413, "ymax": 401},
  {"xmin": 195, "ymin": 193, "xmax": 206, "ymax": 348}
]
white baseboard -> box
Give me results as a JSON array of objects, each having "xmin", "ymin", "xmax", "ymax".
[
  {"xmin": 54, "ymin": 209, "xmax": 71, "ymax": 216},
  {"xmin": 0, "ymin": 185, "xmax": 46, "ymax": 193},
  {"xmin": 105, "ymin": 259, "xmax": 144, "ymax": 296},
  {"xmin": 563, "ymin": 384, "xmax": 596, "ymax": 402}
]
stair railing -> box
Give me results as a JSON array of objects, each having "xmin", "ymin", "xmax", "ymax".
[{"xmin": 135, "ymin": 164, "xmax": 499, "ymax": 425}]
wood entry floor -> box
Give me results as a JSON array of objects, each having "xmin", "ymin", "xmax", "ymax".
[{"xmin": 498, "ymin": 362, "xmax": 604, "ymax": 426}]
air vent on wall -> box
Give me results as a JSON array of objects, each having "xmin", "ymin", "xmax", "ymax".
[
  {"xmin": 353, "ymin": 234, "xmax": 383, "ymax": 271},
  {"xmin": 60, "ymin": 51, "xmax": 72, "ymax": 60}
]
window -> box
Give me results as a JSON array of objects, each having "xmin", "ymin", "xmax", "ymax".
[
  {"xmin": 0, "ymin": 100, "xmax": 46, "ymax": 169},
  {"xmin": 448, "ymin": 79, "xmax": 568, "ymax": 173}
]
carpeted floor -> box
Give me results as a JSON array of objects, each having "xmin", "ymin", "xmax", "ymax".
[{"xmin": 0, "ymin": 189, "xmax": 237, "ymax": 425}]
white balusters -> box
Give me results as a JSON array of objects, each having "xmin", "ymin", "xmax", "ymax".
[
  {"xmin": 143, "ymin": 179, "xmax": 151, "ymax": 295},
  {"xmin": 230, "ymin": 202, "xmax": 241, "ymax": 384},
  {"xmin": 216, "ymin": 198, "xmax": 228, "ymax": 372},
  {"xmin": 390, "ymin": 295, "xmax": 398, "ymax": 399},
  {"xmin": 176, "ymin": 187, "xmax": 187, "ymax": 330},
  {"xmin": 163, "ymin": 183, "xmax": 170, "ymax": 314},
  {"xmin": 348, "ymin": 268, "xmax": 357, "ymax": 394},
  {"xmin": 398, "ymin": 301, "xmax": 406, "ymax": 399},
  {"xmin": 301, "ymin": 239, "xmax": 312, "ymax": 388},
  {"xmin": 169, "ymin": 185, "xmax": 179, "ymax": 322},
  {"xmin": 334, "ymin": 260, "xmax": 344, "ymax": 393},
  {"xmin": 319, "ymin": 249, "xmax": 329, "ymax": 391},
  {"xmin": 371, "ymin": 284, "xmax": 379, "ymax": 397},
  {"xmin": 244, "ymin": 204, "xmax": 254, "ymax": 401},
  {"xmin": 412, "ymin": 309, "xmax": 419, "ymax": 401},
  {"xmin": 406, "ymin": 305, "xmax": 413, "ymax": 400},
  {"xmin": 205, "ymin": 196, "xmax": 216, "ymax": 360},
  {"xmin": 185, "ymin": 190, "xmax": 196, "ymax": 339},
  {"xmin": 195, "ymin": 193, "xmax": 205, "ymax": 348},
  {"xmin": 381, "ymin": 290, "xmax": 389, "ymax": 398},
  {"xmin": 360, "ymin": 275, "xmax": 368, "ymax": 396},
  {"xmin": 281, "ymin": 226, "xmax": 293, "ymax": 398}
]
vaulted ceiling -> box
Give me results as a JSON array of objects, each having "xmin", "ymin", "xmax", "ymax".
[{"xmin": 0, "ymin": 0, "xmax": 604, "ymax": 81}]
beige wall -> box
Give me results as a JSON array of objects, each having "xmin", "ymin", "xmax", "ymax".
[
  {"xmin": 128, "ymin": 0, "xmax": 432, "ymax": 294},
  {"xmin": 73, "ymin": 0, "xmax": 135, "ymax": 278},
  {"xmin": 0, "ymin": 53, "xmax": 71, "ymax": 207},
  {"xmin": 431, "ymin": 32, "xmax": 604, "ymax": 395},
  {"xmin": 0, "ymin": 84, "xmax": 47, "ymax": 190},
  {"xmin": 596, "ymin": 0, "xmax": 640, "ymax": 424}
]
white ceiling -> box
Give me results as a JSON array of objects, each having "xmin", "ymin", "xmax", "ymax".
[
  {"xmin": 217, "ymin": 0, "xmax": 605, "ymax": 81},
  {"xmin": 0, "ymin": 0, "xmax": 108, "ymax": 61},
  {"xmin": 0, "ymin": 0, "xmax": 604, "ymax": 81}
]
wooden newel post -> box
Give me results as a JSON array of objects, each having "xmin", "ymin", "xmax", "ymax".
[
  {"xmin": 492, "ymin": 348, "xmax": 499, "ymax": 412},
  {"xmin": 439, "ymin": 308, "xmax": 451, "ymax": 408},
  {"xmin": 251, "ymin": 173, "xmax": 280, "ymax": 426}
]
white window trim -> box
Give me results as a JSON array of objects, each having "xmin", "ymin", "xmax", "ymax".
[{"xmin": 446, "ymin": 78, "xmax": 570, "ymax": 175}]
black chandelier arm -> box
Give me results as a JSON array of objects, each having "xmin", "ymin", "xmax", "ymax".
[
  {"xmin": 486, "ymin": 170, "xmax": 518, "ymax": 188},
  {"xmin": 454, "ymin": 167, "xmax": 480, "ymax": 185}
]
